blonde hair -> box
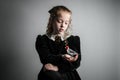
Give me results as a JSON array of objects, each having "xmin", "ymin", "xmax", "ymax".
[{"xmin": 46, "ymin": 5, "xmax": 72, "ymax": 37}]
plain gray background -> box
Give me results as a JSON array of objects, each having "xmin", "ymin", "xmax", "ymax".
[{"xmin": 1, "ymin": 0, "xmax": 120, "ymax": 80}]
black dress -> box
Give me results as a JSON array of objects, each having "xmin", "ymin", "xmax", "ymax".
[{"xmin": 35, "ymin": 34, "xmax": 81, "ymax": 80}]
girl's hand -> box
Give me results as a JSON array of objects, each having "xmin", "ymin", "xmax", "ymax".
[
  {"xmin": 44, "ymin": 63, "xmax": 58, "ymax": 71},
  {"xmin": 63, "ymin": 54, "xmax": 78, "ymax": 62}
]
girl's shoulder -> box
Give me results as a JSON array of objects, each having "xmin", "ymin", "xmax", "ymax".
[
  {"xmin": 67, "ymin": 35, "xmax": 80, "ymax": 41},
  {"xmin": 36, "ymin": 34, "xmax": 49, "ymax": 42},
  {"xmin": 67, "ymin": 35, "xmax": 80, "ymax": 47}
]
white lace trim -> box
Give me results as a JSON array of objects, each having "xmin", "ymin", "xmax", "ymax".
[{"xmin": 45, "ymin": 34, "xmax": 71, "ymax": 41}]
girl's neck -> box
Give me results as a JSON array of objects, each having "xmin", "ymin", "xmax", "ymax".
[{"xmin": 52, "ymin": 32, "xmax": 64, "ymax": 37}]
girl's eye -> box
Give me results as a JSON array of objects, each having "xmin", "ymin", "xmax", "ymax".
[
  {"xmin": 65, "ymin": 23, "xmax": 68, "ymax": 25},
  {"xmin": 57, "ymin": 20, "xmax": 62, "ymax": 23},
  {"xmin": 65, "ymin": 22, "xmax": 69, "ymax": 25}
]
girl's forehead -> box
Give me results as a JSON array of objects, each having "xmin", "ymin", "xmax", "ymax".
[{"xmin": 57, "ymin": 11, "xmax": 71, "ymax": 20}]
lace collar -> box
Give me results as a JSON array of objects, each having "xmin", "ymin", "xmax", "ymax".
[{"xmin": 46, "ymin": 34, "xmax": 71, "ymax": 41}]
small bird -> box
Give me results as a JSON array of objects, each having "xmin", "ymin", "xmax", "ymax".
[{"xmin": 65, "ymin": 46, "xmax": 77, "ymax": 57}]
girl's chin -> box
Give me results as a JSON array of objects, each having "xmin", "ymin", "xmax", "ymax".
[{"xmin": 58, "ymin": 32, "xmax": 64, "ymax": 35}]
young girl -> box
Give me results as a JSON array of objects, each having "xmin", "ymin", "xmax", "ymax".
[{"xmin": 36, "ymin": 5, "xmax": 81, "ymax": 80}]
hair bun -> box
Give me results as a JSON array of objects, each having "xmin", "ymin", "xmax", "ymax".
[
  {"xmin": 48, "ymin": 8, "xmax": 53, "ymax": 14},
  {"xmin": 48, "ymin": 6, "xmax": 57, "ymax": 16}
]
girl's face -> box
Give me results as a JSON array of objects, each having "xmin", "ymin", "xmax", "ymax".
[{"xmin": 52, "ymin": 11, "xmax": 71, "ymax": 36}]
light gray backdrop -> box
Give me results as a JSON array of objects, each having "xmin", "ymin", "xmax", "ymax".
[{"xmin": 1, "ymin": 0, "xmax": 120, "ymax": 80}]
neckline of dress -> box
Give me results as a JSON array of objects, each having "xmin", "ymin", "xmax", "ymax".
[{"xmin": 45, "ymin": 34, "xmax": 72, "ymax": 42}]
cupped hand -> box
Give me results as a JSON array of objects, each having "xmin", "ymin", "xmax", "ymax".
[{"xmin": 63, "ymin": 54, "xmax": 78, "ymax": 62}]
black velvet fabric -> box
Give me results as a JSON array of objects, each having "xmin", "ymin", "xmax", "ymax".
[{"xmin": 35, "ymin": 34, "xmax": 81, "ymax": 80}]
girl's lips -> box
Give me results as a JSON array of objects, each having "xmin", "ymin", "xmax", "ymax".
[{"xmin": 59, "ymin": 29, "xmax": 64, "ymax": 32}]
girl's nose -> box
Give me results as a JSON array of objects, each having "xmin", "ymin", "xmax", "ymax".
[
  {"xmin": 60, "ymin": 25, "xmax": 63, "ymax": 28},
  {"xmin": 61, "ymin": 23, "xmax": 65, "ymax": 27}
]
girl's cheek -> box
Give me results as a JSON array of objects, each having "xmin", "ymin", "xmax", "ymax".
[{"xmin": 65, "ymin": 25, "xmax": 69, "ymax": 29}]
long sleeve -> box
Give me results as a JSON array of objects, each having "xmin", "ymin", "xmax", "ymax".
[
  {"xmin": 58, "ymin": 36, "xmax": 81, "ymax": 72},
  {"xmin": 70, "ymin": 36, "xmax": 81, "ymax": 69},
  {"xmin": 35, "ymin": 35, "xmax": 63, "ymax": 65}
]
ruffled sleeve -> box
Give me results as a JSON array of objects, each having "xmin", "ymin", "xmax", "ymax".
[
  {"xmin": 70, "ymin": 36, "xmax": 81, "ymax": 69},
  {"xmin": 35, "ymin": 35, "xmax": 63, "ymax": 65},
  {"xmin": 58, "ymin": 36, "xmax": 81, "ymax": 72}
]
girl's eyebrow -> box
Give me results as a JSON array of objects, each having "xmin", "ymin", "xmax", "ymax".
[{"xmin": 57, "ymin": 18, "xmax": 70, "ymax": 22}]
